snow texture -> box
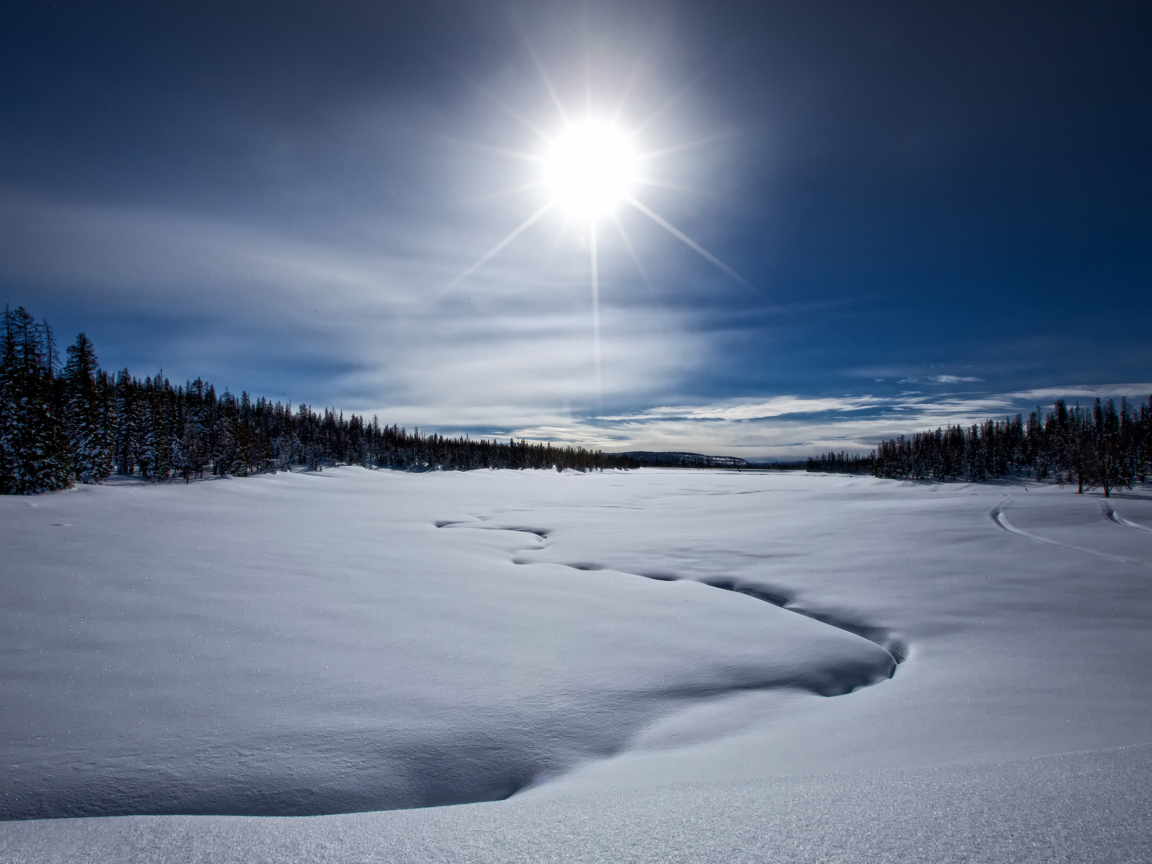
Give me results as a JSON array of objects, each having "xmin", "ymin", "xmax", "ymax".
[{"xmin": 2, "ymin": 468, "xmax": 1151, "ymax": 861}]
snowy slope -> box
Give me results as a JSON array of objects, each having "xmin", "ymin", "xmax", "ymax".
[
  {"xmin": 2, "ymin": 468, "xmax": 1151, "ymax": 860},
  {"xmin": 4, "ymin": 745, "xmax": 1151, "ymax": 864}
]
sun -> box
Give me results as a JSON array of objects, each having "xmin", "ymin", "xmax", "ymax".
[
  {"xmin": 545, "ymin": 121, "xmax": 637, "ymax": 219},
  {"xmin": 448, "ymin": 44, "xmax": 747, "ymax": 401}
]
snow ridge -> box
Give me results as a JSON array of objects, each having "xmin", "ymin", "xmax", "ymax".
[{"xmin": 445, "ymin": 519, "xmax": 904, "ymax": 690}]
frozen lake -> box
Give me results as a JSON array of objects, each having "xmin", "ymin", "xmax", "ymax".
[{"xmin": 2, "ymin": 468, "xmax": 1151, "ymax": 861}]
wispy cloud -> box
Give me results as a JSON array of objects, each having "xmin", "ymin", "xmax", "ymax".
[
  {"xmin": 599, "ymin": 394, "xmax": 879, "ymax": 422},
  {"xmin": 898, "ymin": 375, "xmax": 984, "ymax": 384},
  {"xmin": 1009, "ymin": 384, "xmax": 1152, "ymax": 403},
  {"xmin": 0, "ymin": 189, "xmax": 706, "ymax": 417},
  {"xmin": 7, "ymin": 188, "xmax": 1148, "ymax": 460},
  {"xmin": 481, "ymin": 384, "xmax": 1152, "ymax": 459}
]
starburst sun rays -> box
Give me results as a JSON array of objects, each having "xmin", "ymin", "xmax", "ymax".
[{"xmin": 449, "ymin": 51, "xmax": 746, "ymax": 400}]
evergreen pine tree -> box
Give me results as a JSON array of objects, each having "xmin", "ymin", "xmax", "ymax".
[
  {"xmin": 141, "ymin": 374, "xmax": 173, "ymax": 482},
  {"xmin": 113, "ymin": 369, "xmax": 139, "ymax": 476},
  {"xmin": 61, "ymin": 333, "xmax": 113, "ymax": 484},
  {"xmin": 1090, "ymin": 399, "xmax": 1130, "ymax": 498},
  {"xmin": 0, "ymin": 307, "xmax": 72, "ymax": 493}
]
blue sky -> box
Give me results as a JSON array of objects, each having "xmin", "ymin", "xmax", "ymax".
[{"xmin": 2, "ymin": 1, "xmax": 1149, "ymax": 457}]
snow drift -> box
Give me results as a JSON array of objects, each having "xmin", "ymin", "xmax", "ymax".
[
  {"xmin": 2, "ymin": 466, "xmax": 1150, "ymax": 861},
  {"xmin": 0, "ymin": 469, "xmax": 894, "ymax": 819}
]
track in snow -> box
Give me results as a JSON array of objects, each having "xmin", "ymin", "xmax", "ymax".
[
  {"xmin": 1101, "ymin": 501, "xmax": 1152, "ymax": 534},
  {"xmin": 990, "ymin": 499, "xmax": 1152, "ymax": 569}
]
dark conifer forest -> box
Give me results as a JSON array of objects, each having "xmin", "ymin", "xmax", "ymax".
[
  {"xmin": 0, "ymin": 307, "xmax": 622, "ymax": 494},
  {"xmin": 809, "ymin": 397, "xmax": 1152, "ymax": 497},
  {"xmin": 5, "ymin": 306, "xmax": 1150, "ymax": 496}
]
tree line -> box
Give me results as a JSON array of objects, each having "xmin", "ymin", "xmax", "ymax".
[
  {"xmin": 0, "ymin": 307, "xmax": 625, "ymax": 494},
  {"xmin": 808, "ymin": 397, "xmax": 1152, "ymax": 497},
  {"xmin": 806, "ymin": 452, "xmax": 874, "ymax": 475},
  {"xmin": 619, "ymin": 451, "xmax": 751, "ymax": 468},
  {"xmin": 9, "ymin": 306, "xmax": 1148, "ymax": 496}
]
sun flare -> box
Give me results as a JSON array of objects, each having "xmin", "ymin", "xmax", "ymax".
[
  {"xmin": 450, "ymin": 46, "xmax": 746, "ymax": 402},
  {"xmin": 545, "ymin": 122, "xmax": 637, "ymax": 219}
]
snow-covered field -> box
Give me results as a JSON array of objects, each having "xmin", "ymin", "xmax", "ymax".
[{"xmin": 2, "ymin": 468, "xmax": 1151, "ymax": 862}]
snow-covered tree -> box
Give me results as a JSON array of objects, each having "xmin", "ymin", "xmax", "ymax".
[
  {"xmin": 0, "ymin": 307, "xmax": 71, "ymax": 493},
  {"xmin": 113, "ymin": 369, "xmax": 139, "ymax": 476},
  {"xmin": 61, "ymin": 333, "xmax": 113, "ymax": 484}
]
